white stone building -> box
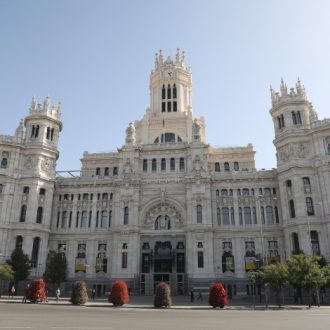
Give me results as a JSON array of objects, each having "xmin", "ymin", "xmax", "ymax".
[{"xmin": 1, "ymin": 50, "xmax": 330, "ymax": 296}]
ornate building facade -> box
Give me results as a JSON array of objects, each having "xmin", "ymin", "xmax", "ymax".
[{"xmin": 1, "ymin": 50, "xmax": 330, "ymax": 296}]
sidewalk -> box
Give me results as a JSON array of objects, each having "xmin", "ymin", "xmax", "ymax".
[{"xmin": 1, "ymin": 295, "xmax": 329, "ymax": 310}]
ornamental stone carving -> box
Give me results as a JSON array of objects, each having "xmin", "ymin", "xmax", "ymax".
[
  {"xmin": 125, "ymin": 122, "xmax": 136, "ymax": 145},
  {"xmin": 143, "ymin": 202, "xmax": 183, "ymax": 230}
]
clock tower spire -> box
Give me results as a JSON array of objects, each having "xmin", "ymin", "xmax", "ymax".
[{"xmin": 150, "ymin": 48, "xmax": 192, "ymax": 116}]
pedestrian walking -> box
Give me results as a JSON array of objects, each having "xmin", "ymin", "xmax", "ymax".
[
  {"xmin": 22, "ymin": 284, "xmax": 30, "ymax": 303},
  {"xmin": 197, "ymin": 289, "xmax": 203, "ymax": 301},
  {"xmin": 91, "ymin": 288, "xmax": 96, "ymax": 301},
  {"xmin": 56, "ymin": 288, "xmax": 60, "ymax": 302},
  {"xmin": 190, "ymin": 289, "xmax": 194, "ymax": 303}
]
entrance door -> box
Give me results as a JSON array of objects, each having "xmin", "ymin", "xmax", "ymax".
[{"xmin": 154, "ymin": 274, "xmax": 170, "ymax": 293}]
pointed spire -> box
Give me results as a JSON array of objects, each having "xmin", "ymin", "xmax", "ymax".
[
  {"xmin": 30, "ymin": 96, "xmax": 37, "ymax": 112},
  {"xmin": 43, "ymin": 95, "xmax": 50, "ymax": 111},
  {"xmin": 155, "ymin": 52, "xmax": 159, "ymax": 69},
  {"xmin": 176, "ymin": 48, "xmax": 180, "ymax": 64},
  {"xmin": 280, "ymin": 78, "xmax": 287, "ymax": 96},
  {"xmin": 159, "ymin": 49, "xmax": 163, "ymax": 64}
]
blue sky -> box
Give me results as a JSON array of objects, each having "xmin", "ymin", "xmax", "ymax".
[{"xmin": 1, "ymin": 0, "xmax": 329, "ymax": 171}]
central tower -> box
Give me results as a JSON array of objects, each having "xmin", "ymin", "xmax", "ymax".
[{"xmin": 133, "ymin": 49, "xmax": 205, "ymax": 145}]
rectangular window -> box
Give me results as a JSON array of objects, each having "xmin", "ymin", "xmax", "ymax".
[
  {"xmin": 167, "ymin": 101, "xmax": 171, "ymax": 112},
  {"xmin": 122, "ymin": 252, "xmax": 128, "ymax": 268},
  {"xmin": 197, "ymin": 251, "xmax": 204, "ymax": 268},
  {"xmin": 162, "ymin": 102, "xmax": 166, "ymax": 112},
  {"xmin": 173, "ymin": 101, "xmax": 177, "ymax": 112},
  {"xmin": 170, "ymin": 158, "xmax": 175, "ymax": 171},
  {"xmin": 69, "ymin": 211, "xmax": 72, "ymax": 228},
  {"xmin": 179, "ymin": 157, "xmax": 185, "ymax": 171},
  {"xmin": 306, "ymin": 197, "xmax": 314, "ymax": 216}
]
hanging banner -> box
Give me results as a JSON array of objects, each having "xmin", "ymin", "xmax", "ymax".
[{"xmin": 75, "ymin": 258, "xmax": 86, "ymax": 272}]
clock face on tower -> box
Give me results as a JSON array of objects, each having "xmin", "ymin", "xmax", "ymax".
[{"xmin": 164, "ymin": 70, "xmax": 173, "ymax": 78}]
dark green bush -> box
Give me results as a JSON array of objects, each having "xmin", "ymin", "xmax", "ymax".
[
  {"xmin": 154, "ymin": 282, "xmax": 171, "ymax": 308},
  {"xmin": 71, "ymin": 281, "xmax": 88, "ymax": 305}
]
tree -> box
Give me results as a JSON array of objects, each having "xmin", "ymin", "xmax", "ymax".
[
  {"xmin": 262, "ymin": 262, "xmax": 288, "ymax": 307},
  {"xmin": 6, "ymin": 248, "xmax": 31, "ymax": 286},
  {"xmin": 286, "ymin": 254, "xmax": 329, "ymax": 307},
  {"xmin": 108, "ymin": 281, "xmax": 129, "ymax": 306},
  {"xmin": 208, "ymin": 283, "xmax": 228, "ymax": 308},
  {"xmin": 154, "ymin": 282, "xmax": 171, "ymax": 308},
  {"xmin": 71, "ymin": 281, "xmax": 88, "ymax": 305},
  {"xmin": 43, "ymin": 251, "xmax": 67, "ymax": 289},
  {"xmin": 0, "ymin": 264, "xmax": 14, "ymax": 281}
]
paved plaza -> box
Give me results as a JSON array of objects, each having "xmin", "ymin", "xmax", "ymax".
[{"xmin": 1, "ymin": 297, "xmax": 330, "ymax": 330}]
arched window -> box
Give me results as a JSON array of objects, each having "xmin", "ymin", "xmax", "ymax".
[
  {"xmin": 234, "ymin": 162, "xmax": 239, "ymax": 171},
  {"xmin": 173, "ymin": 84, "xmax": 177, "ymax": 98},
  {"xmin": 196, "ymin": 205, "xmax": 202, "ymax": 224},
  {"xmin": 179, "ymin": 157, "xmax": 185, "ymax": 171},
  {"xmin": 143, "ymin": 159, "xmax": 148, "ymax": 172},
  {"xmin": 16, "ymin": 235, "xmax": 23, "ymax": 249},
  {"xmin": 292, "ymin": 111, "xmax": 297, "ymax": 125},
  {"xmin": 297, "ymin": 111, "xmax": 302, "ymax": 124},
  {"xmin": 96, "ymin": 168, "xmax": 100, "ymax": 176},
  {"xmin": 222, "ymin": 251, "xmax": 235, "ymax": 273},
  {"xmin": 253, "ymin": 207, "xmax": 257, "ymax": 224},
  {"xmin": 311, "ymin": 231, "xmax": 320, "ymax": 255},
  {"xmin": 239, "ymin": 207, "xmax": 243, "ymax": 225},
  {"xmin": 46, "ymin": 127, "xmax": 51, "ymax": 140},
  {"xmin": 280, "ymin": 114, "xmax": 285, "ymax": 128},
  {"xmin": 264, "ymin": 188, "xmax": 271, "ymax": 196},
  {"xmin": 61, "ymin": 211, "xmax": 68, "ymax": 228},
  {"xmin": 152, "ymin": 159, "xmax": 157, "ymax": 172},
  {"xmin": 306, "ymin": 197, "xmax": 314, "ymax": 216},
  {"xmin": 102, "ymin": 193, "xmax": 108, "ymax": 200},
  {"xmin": 231, "ymin": 207, "xmax": 235, "ymax": 225},
  {"xmin": 36, "ymin": 207, "xmax": 43, "ymax": 224},
  {"xmin": 81, "ymin": 211, "xmax": 88, "ymax": 228},
  {"xmin": 167, "ymin": 84, "xmax": 171, "ymax": 99},
  {"xmin": 50, "ymin": 128, "xmax": 54, "ymax": 140},
  {"xmin": 104, "ymin": 167, "xmax": 109, "ymax": 176},
  {"xmin": 170, "ymin": 158, "xmax": 175, "ymax": 171},
  {"xmin": 113, "ymin": 167, "xmax": 118, "ymax": 176},
  {"xmin": 124, "ymin": 206, "xmax": 129, "ymax": 225},
  {"xmin": 101, "ymin": 210, "xmax": 108, "ymax": 228},
  {"xmin": 220, "ymin": 189, "xmax": 227, "ymax": 197},
  {"xmin": 242, "ymin": 188, "xmax": 249, "ymax": 196},
  {"xmin": 215, "ymin": 162, "xmax": 220, "ymax": 172},
  {"xmin": 162, "ymin": 85, "xmax": 166, "ymax": 99},
  {"xmin": 216, "ymin": 189, "xmax": 219, "ymax": 197},
  {"xmin": 244, "ymin": 207, "xmax": 252, "ymax": 225},
  {"xmin": 31, "ymin": 237, "xmax": 40, "ymax": 267},
  {"xmin": 261, "ymin": 206, "xmax": 265, "ymax": 224},
  {"xmin": 266, "ymin": 206, "xmax": 273, "ymax": 224},
  {"xmin": 224, "ymin": 162, "xmax": 230, "ymax": 172},
  {"xmin": 274, "ymin": 206, "xmax": 279, "ymax": 223},
  {"xmin": 20, "ymin": 205, "xmax": 27, "ymax": 222},
  {"xmin": 1, "ymin": 158, "xmax": 7, "ymax": 168},
  {"xmin": 155, "ymin": 215, "xmax": 171, "ymax": 230},
  {"xmin": 110, "ymin": 193, "xmax": 113, "ymax": 200},
  {"xmin": 303, "ymin": 177, "xmax": 310, "ymax": 186},
  {"xmin": 161, "ymin": 158, "xmax": 166, "ymax": 171},
  {"xmin": 39, "ymin": 188, "xmax": 45, "ymax": 195},
  {"xmin": 31, "ymin": 125, "xmax": 35, "ymax": 138},
  {"xmin": 292, "ymin": 232, "xmax": 300, "ymax": 254},
  {"xmin": 289, "ymin": 200, "xmax": 295, "ymax": 218},
  {"xmin": 35, "ymin": 125, "xmax": 39, "ymax": 138},
  {"xmin": 229, "ymin": 189, "xmax": 233, "ymax": 196},
  {"xmin": 217, "ymin": 207, "xmax": 221, "ymax": 225},
  {"xmin": 222, "ymin": 207, "xmax": 230, "ymax": 225}
]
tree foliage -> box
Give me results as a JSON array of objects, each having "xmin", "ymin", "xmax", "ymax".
[
  {"xmin": 71, "ymin": 281, "xmax": 88, "ymax": 305},
  {"xmin": 6, "ymin": 248, "xmax": 31, "ymax": 283},
  {"xmin": 154, "ymin": 282, "xmax": 171, "ymax": 308},
  {"xmin": 43, "ymin": 251, "xmax": 67, "ymax": 286},
  {"xmin": 262, "ymin": 262, "xmax": 288, "ymax": 293},
  {"xmin": 286, "ymin": 254, "xmax": 329, "ymax": 292},
  {"xmin": 108, "ymin": 281, "xmax": 129, "ymax": 306},
  {"xmin": 0, "ymin": 263, "xmax": 14, "ymax": 281}
]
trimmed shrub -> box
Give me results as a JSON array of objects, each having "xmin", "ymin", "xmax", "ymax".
[
  {"xmin": 26, "ymin": 279, "xmax": 46, "ymax": 303},
  {"xmin": 154, "ymin": 282, "xmax": 172, "ymax": 308},
  {"xmin": 208, "ymin": 283, "xmax": 228, "ymax": 308},
  {"xmin": 71, "ymin": 281, "xmax": 88, "ymax": 305},
  {"xmin": 108, "ymin": 281, "xmax": 129, "ymax": 306}
]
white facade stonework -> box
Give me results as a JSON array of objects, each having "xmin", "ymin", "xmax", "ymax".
[{"xmin": 1, "ymin": 51, "xmax": 330, "ymax": 296}]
